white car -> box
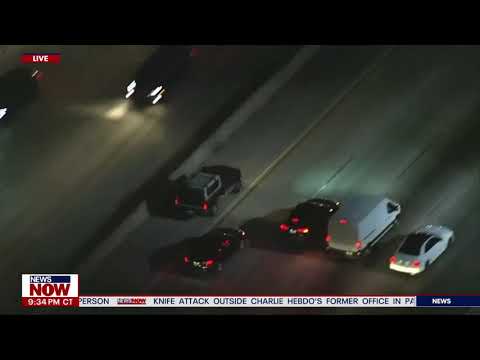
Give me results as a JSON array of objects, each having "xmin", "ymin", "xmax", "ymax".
[{"xmin": 389, "ymin": 225, "xmax": 454, "ymax": 276}]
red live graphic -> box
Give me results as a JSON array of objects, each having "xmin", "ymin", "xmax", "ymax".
[{"xmin": 21, "ymin": 53, "xmax": 61, "ymax": 64}]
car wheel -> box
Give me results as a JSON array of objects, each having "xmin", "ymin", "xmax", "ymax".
[
  {"xmin": 208, "ymin": 204, "xmax": 218, "ymax": 217},
  {"xmin": 240, "ymin": 237, "xmax": 248, "ymax": 249},
  {"xmin": 232, "ymin": 180, "xmax": 242, "ymax": 194}
]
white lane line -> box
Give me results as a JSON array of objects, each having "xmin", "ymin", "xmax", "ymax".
[
  {"xmin": 311, "ymin": 156, "xmax": 353, "ymax": 198},
  {"xmin": 210, "ymin": 47, "xmax": 395, "ymax": 229},
  {"xmin": 396, "ymin": 142, "xmax": 434, "ymax": 180}
]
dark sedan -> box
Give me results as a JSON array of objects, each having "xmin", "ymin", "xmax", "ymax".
[
  {"xmin": 183, "ymin": 228, "xmax": 247, "ymax": 273},
  {"xmin": 279, "ymin": 198, "xmax": 340, "ymax": 248}
]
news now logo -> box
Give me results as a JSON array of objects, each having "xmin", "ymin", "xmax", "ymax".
[
  {"xmin": 117, "ymin": 298, "xmax": 147, "ymax": 305},
  {"xmin": 21, "ymin": 274, "xmax": 79, "ymax": 308},
  {"xmin": 21, "ymin": 53, "xmax": 61, "ymax": 64}
]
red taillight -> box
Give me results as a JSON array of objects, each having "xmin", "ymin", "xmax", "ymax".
[
  {"xmin": 205, "ymin": 260, "xmax": 214, "ymax": 267},
  {"xmin": 291, "ymin": 217, "xmax": 300, "ymax": 224},
  {"xmin": 190, "ymin": 47, "xmax": 200, "ymax": 57},
  {"xmin": 355, "ymin": 240, "xmax": 363, "ymax": 250},
  {"xmin": 202, "ymin": 202, "xmax": 208, "ymax": 211},
  {"xmin": 339, "ymin": 218, "xmax": 348, "ymax": 224},
  {"xmin": 297, "ymin": 227, "xmax": 309, "ymax": 234},
  {"xmin": 175, "ymin": 196, "xmax": 181, "ymax": 206},
  {"xmin": 389, "ymin": 256, "xmax": 397, "ymax": 264},
  {"xmin": 412, "ymin": 260, "xmax": 421, "ymax": 268},
  {"xmin": 325, "ymin": 234, "xmax": 332, "ymax": 242},
  {"xmin": 280, "ymin": 223, "xmax": 289, "ymax": 232},
  {"xmin": 184, "ymin": 256, "xmax": 190, "ymax": 263}
]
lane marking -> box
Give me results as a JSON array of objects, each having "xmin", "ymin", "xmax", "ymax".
[
  {"xmin": 396, "ymin": 142, "xmax": 434, "ymax": 180},
  {"xmin": 311, "ymin": 156, "xmax": 353, "ymax": 198}
]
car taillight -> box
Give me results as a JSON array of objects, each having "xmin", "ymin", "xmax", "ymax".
[
  {"xmin": 412, "ymin": 260, "xmax": 421, "ymax": 268},
  {"xmin": 291, "ymin": 217, "xmax": 300, "ymax": 224},
  {"xmin": 280, "ymin": 223, "xmax": 289, "ymax": 232},
  {"xmin": 389, "ymin": 256, "xmax": 397, "ymax": 264},
  {"xmin": 339, "ymin": 218, "xmax": 348, "ymax": 224},
  {"xmin": 202, "ymin": 202, "xmax": 208, "ymax": 211},
  {"xmin": 205, "ymin": 260, "xmax": 214, "ymax": 267},
  {"xmin": 355, "ymin": 240, "xmax": 363, "ymax": 250},
  {"xmin": 325, "ymin": 234, "xmax": 332, "ymax": 242},
  {"xmin": 190, "ymin": 47, "xmax": 200, "ymax": 57},
  {"xmin": 184, "ymin": 256, "xmax": 190, "ymax": 263},
  {"xmin": 175, "ymin": 196, "xmax": 181, "ymax": 206},
  {"xmin": 297, "ymin": 227, "xmax": 309, "ymax": 234}
]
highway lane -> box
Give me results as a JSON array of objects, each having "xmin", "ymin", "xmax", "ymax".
[
  {"xmin": 75, "ymin": 46, "xmax": 480, "ymax": 315},
  {"xmin": 81, "ymin": 46, "xmax": 389, "ymax": 295},
  {"xmin": 208, "ymin": 45, "xmax": 480, "ymax": 313},
  {"xmin": 0, "ymin": 45, "xmax": 299, "ymax": 313}
]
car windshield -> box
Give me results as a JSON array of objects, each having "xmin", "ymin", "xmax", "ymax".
[
  {"xmin": 178, "ymin": 188, "xmax": 204, "ymax": 205},
  {"xmin": 399, "ymin": 233, "xmax": 430, "ymax": 255}
]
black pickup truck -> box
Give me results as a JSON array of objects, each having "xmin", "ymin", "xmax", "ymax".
[{"xmin": 174, "ymin": 165, "xmax": 242, "ymax": 217}]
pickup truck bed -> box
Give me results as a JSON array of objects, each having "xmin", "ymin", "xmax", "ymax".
[{"xmin": 200, "ymin": 165, "xmax": 242, "ymax": 192}]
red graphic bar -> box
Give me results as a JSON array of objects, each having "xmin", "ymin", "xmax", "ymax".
[
  {"xmin": 21, "ymin": 54, "xmax": 61, "ymax": 64},
  {"xmin": 22, "ymin": 297, "xmax": 79, "ymax": 307}
]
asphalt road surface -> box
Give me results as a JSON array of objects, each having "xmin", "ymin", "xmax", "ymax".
[
  {"xmin": 15, "ymin": 45, "xmax": 480, "ymax": 315},
  {"xmin": 0, "ymin": 45, "xmax": 299, "ymax": 314}
]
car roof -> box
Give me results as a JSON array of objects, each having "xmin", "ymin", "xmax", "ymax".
[
  {"xmin": 292, "ymin": 199, "xmax": 336, "ymax": 216},
  {"xmin": 330, "ymin": 195, "xmax": 391, "ymax": 223},
  {"xmin": 186, "ymin": 172, "xmax": 216, "ymax": 189},
  {"xmin": 188, "ymin": 229, "xmax": 234, "ymax": 257}
]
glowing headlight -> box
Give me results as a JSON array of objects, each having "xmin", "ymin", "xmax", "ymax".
[
  {"xmin": 149, "ymin": 86, "xmax": 163, "ymax": 97},
  {"xmin": 127, "ymin": 81, "xmax": 136, "ymax": 92},
  {"xmin": 125, "ymin": 80, "xmax": 136, "ymax": 99},
  {"xmin": 0, "ymin": 108, "xmax": 7, "ymax": 119},
  {"xmin": 152, "ymin": 88, "xmax": 166, "ymax": 104}
]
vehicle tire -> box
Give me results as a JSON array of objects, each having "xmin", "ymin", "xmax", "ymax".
[
  {"xmin": 232, "ymin": 180, "xmax": 242, "ymax": 194},
  {"xmin": 207, "ymin": 204, "xmax": 218, "ymax": 217},
  {"xmin": 240, "ymin": 238, "xmax": 247, "ymax": 249}
]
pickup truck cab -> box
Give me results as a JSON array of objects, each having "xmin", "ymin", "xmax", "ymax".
[{"xmin": 174, "ymin": 165, "xmax": 242, "ymax": 217}]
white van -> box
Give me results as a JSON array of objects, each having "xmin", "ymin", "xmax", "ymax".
[{"xmin": 325, "ymin": 196, "xmax": 401, "ymax": 257}]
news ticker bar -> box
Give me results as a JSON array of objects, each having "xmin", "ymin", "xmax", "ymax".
[{"xmin": 21, "ymin": 296, "xmax": 480, "ymax": 308}]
